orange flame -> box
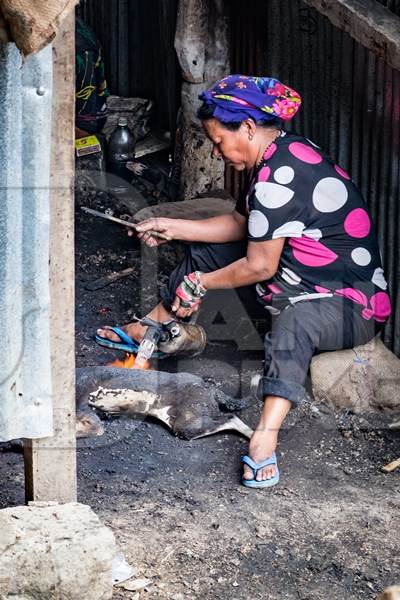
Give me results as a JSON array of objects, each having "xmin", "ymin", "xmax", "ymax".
[{"xmin": 108, "ymin": 352, "xmax": 150, "ymax": 370}]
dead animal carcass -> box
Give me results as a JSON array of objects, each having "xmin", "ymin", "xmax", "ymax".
[{"xmin": 76, "ymin": 367, "xmax": 253, "ymax": 440}]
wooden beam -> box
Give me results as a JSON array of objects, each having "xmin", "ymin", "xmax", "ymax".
[
  {"xmin": 24, "ymin": 10, "xmax": 77, "ymax": 503},
  {"xmin": 302, "ymin": 0, "xmax": 400, "ymax": 72}
]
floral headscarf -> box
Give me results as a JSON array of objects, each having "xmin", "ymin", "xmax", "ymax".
[{"xmin": 199, "ymin": 74, "xmax": 301, "ymax": 123}]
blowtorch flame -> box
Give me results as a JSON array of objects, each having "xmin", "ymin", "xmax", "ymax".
[{"xmin": 108, "ymin": 353, "xmax": 150, "ymax": 370}]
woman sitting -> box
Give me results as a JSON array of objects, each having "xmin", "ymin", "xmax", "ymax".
[{"xmin": 96, "ymin": 75, "xmax": 391, "ymax": 489}]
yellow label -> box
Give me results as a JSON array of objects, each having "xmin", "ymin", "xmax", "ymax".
[{"xmin": 75, "ymin": 135, "xmax": 100, "ymax": 150}]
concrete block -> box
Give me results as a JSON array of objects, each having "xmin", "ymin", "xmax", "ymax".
[
  {"xmin": 0, "ymin": 502, "xmax": 116, "ymax": 600},
  {"xmin": 310, "ymin": 337, "xmax": 400, "ymax": 414}
]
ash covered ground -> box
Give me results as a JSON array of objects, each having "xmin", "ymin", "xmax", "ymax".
[{"xmin": 1, "ymin": 176, "xmax": 399, "ymax": 600}]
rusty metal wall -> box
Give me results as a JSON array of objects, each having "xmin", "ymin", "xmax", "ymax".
[
  {"xmin": 229, "ymin": 0, "xmax": 400, "ymax": 354},
  {"xmin": 78, "ymin": 0, "xmax": 181, "ymax": 133}
]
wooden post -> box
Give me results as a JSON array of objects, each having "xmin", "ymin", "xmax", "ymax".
[
  {"xmin": 175, "ymin": 0, "xmax": 230, "ymax": 200},
  {"xmin": 24, "ymin": 10, "xmax": 77, "ymax": 503}
]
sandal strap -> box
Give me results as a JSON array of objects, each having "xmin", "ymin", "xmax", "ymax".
[
  {"xmin": 242, "ymin": 453, "xmax": 277, "ymax": 475},
  {"xmin": 110, "ymin": 327, "xmax": 138, "ymax": 348}
]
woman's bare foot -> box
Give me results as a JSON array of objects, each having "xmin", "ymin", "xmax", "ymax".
[
  {"xmin": 242, "ymin": 396, "xmax": 291, "ymax": 482},
  {"xmin": 243, "ymin": 429, "xmax": 278, "ymax": 482},
  {"xmin": 96, "ymin": 301, "xmax": 173, "ymax": 345},
  {"xmin": 96, "ymin": 322, "xmax": 146, "ymax": 344}
]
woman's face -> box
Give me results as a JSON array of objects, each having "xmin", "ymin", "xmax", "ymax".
[{"xmin": 202, "ymin": 118, "xmax": 252, "ymax": 171}]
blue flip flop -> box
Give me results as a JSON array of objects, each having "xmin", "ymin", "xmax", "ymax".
[
  {"xmin": 95, "ymin": 326, "xmax": 166, "ymax": 358},
  {"xmin": 241, "ymin": 453, "xmax": 280, "ymax": 488}
]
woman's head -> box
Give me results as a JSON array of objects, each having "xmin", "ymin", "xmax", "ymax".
[
  {"xmin": 198, "ymin": 75, "xmax": 301, "ymax": 124},
  {"xmin": 197, "ymin": 75, "xmax": 301, "ymax": 170},
  {"xmin": 198, "ymin": 110, "xmax": 280, "ymax": 171}
]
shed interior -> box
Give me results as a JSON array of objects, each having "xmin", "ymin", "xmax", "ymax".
[
  {"xmin": 1, "ymin": 3, "xmax": 400, "ymax": 599},
  {"xmin": 78, "ymin": 0, "xmax": 399, "ymax": 354}
]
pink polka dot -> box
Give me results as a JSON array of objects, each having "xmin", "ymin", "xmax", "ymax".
[
  {"xmin": 344, "ymin": 208, "xmax": 371, "ymax": 238},
  {"xmin": 335, "ymin": 288, "xmax": 368, "ymax": 307},
  {"xmin": 369, "ymin": 292, "xmax": 392, "ymax": 322},
  {"xmin": 263, "ymin": 143, "xmax": 277, "ymax": 160},
  {"xmin": 289, "ymin": 237, "xmax": 338, "ymax": 267},
  {"xmin": 334, "ymin": 165, "xmax": 351, "ymax": 180},
  {"xmin": 268, "ymin": 283, "xmax": 282, "ymax": 294},
  {"xmin": 288, "ymin": 142, "xmax": 322, "ymax": 165},
  {"xmin": 258, "ymin": 166, "xmax": 271, "ymax": 182},
  {"xmin": 315, "ymin": 285, "xmax": 330, "ymax": 294}
]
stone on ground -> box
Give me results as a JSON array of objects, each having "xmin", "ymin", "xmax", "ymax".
[
  {"xmin": 0, "ymin": 502, "xmax": 116, "ymax": 600},
  {"xmin": 311, "ymin": 337, "xmax": 400, "ymax": 414}
]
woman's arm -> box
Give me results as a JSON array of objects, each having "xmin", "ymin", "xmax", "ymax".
[
  {"xmin": 135, "ymin": 210, "xmax": 247, "ymax": 245},
  {"xmin": 201, "ymin": 238, "xmax": 285, "ymax": 289},
  {"xmin": 171, "ymin": 238, "xmax": 285, "ymax": 318}
]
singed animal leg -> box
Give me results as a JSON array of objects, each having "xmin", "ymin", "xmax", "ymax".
[
  {"xmin": 147, "ymin": 405, "xmax": 174, "ymax": 428},
  {"xmin": 192, "ymin": 416, "xmax": 253, "ymax": 440}
]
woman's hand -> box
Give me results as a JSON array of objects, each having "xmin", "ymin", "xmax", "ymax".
[
  {"xmin": 171, "ymin": 295, "xmax": 201, "ymax": 319},
  {"xmin": 172, "ymin": 271, "xmax": 206, "ymax": 318},
  {"xmin": 133, "ymin": 217, "xmax": 177, "ymax": 247}
]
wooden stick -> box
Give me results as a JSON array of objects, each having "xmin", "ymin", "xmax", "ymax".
[
  {"xmin": 382, "ymin": 458, "xmax": 400, "ymax": 473},
  {"xmin": 84, "ymin": 266, "xmax": 136, "ymax": 291},
  {"xmin": 80, "ymin": 206, "xmax": 170, "ymax": 240}
]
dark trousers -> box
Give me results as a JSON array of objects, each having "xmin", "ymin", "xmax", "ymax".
[{"xmin": 161, "ymin": 242, "xmax": 379, "ymax": 406}]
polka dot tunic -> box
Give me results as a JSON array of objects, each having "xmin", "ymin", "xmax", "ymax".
[{"xmin": 236, "ymin": 131, "xmax": 391, "ymax": 323}]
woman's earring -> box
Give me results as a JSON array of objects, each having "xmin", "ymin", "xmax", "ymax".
[{"xmin": 249, "ymin": 134, "xmax": 253, "ymax": 141}]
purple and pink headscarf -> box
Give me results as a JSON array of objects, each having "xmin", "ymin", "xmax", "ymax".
[{"xmin": 199, "ymin": 75, "xmax": 301, "ymax": 124}]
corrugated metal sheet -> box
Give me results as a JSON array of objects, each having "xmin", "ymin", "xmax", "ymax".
[
  {"xmin": 229, "ymin": 0, "xmax": 400, "ymax": 354},
  {"xmin": 377, "ymin": 0, "xmax": 400, "ymax": 16},
  {"xmin": 78, "ymin": 0, "xmax": 181, "ymax": 134},
  {"xmin": 0, "ymin": 43, "xmax": 53, "ymax": 441}
]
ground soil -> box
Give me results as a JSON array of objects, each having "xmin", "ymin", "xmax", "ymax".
[{"xmin": 0, "ymin": 176, "xmax": 399, "ymax": 600}]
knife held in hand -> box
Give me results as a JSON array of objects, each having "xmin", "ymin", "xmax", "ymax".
[{"xmin": 80, "ymin": 206, "xmax": 171, "ymax": 240}]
